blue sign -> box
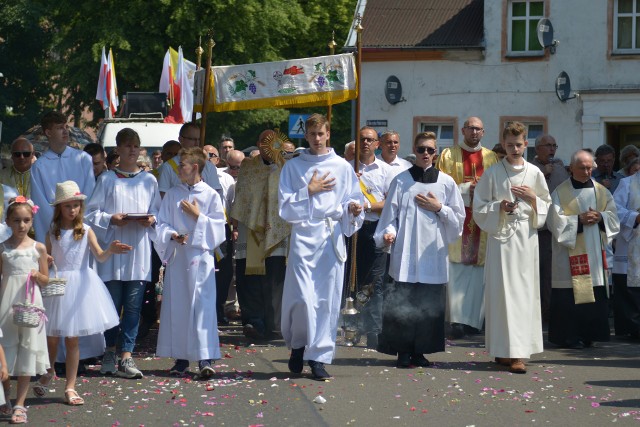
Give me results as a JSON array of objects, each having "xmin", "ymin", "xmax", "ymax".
[{"xmin": 289, "ymin": 114, "xmax": 310, "ymax": 138}]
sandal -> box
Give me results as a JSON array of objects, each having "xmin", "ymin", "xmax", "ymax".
[
  {"xmin": 33, "ymin": 371, "xmax": 54, "ymax": 397},
  {"xmin": 64, "ymin": 389, "xmax": 84, "ymax": 406},
  {"xmin": 10, "ymin": 406, "xmax": 27, "ymax": 424},
  {"xmin": 0, "ymin": 399, "xmax": 12, "ymax": 417}
]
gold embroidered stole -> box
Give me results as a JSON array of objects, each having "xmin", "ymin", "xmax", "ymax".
[
  {"xmin": 436, "ymin": 145, "xmax": 498, "ymax": 265},
  {"xmin": 555, "ymin": 180, "xmax": 608, "ymax": 304}
]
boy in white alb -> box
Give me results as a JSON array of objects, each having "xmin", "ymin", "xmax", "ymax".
[
  {"xmin": 85, "ymin": 128, "xmax": 161, "ymax": 379},
  {"xmin": 155, "ymin": 147, "xmax": 227, "ymax": 379}
]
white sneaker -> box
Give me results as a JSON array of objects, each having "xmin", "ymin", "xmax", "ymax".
[
  {"xmin": 117, "ymin": 357, "xmax": 143, "ymax": 379},
  {"xmin": 100, "ymin": 350, "xmax": 118, "ymax": 375}
]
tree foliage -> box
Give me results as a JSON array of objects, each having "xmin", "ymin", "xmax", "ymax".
[{"xmin": 0, "ymin": 0, "xmax": 357, "ymax": 151}]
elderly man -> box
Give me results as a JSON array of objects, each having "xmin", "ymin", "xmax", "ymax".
[
  {"xmin": 436, "ymin": 117, "xmax": 499, "ymax": 338},
  {"xmin": 349, "ymin": 126, "xmax": 391, "ymax": 349},
  {"xmin": 230, "ymin": 130, "xmax": 290, "ymax": 340},
  {"xmin": 531, "ymin": 134, "xmax": 569, "ymax": 322},
  {"xmin": 225, "ymin": 150, "xmax": 244, "ymax": 180},
  {"xmin": 618, "ymin": 145, "xmax": 640, "ymax": 176},
  {"xmin": 592, "ymin": 144, "xmax": 624, "ymax": 194},
  {"xmin": 0, "ymin": 137, "xmax": 34, "ymax": 197},
  {"xmin": 344, "ymin": 141, "xmax": 355, "ymax": 162},
  {"xmin": 547, "ymin": 150, "xmax": 619, "ymax": 348},
  {"xmin": 203, "ymin": 145, "xmax": 219, "ymax": 164}
]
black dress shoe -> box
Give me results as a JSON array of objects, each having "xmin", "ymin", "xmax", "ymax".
[
  {"xmin": 308, "ymin": 360, "xmax": 332, "ymax": 380},
  {"xmin": 288, "ymin": 347, "xmax": 304, "ymax": 374},
  {"xmin": 448, "ymin": 323, "xmax": 466, "ymax": 339},
  {"xmin": 410, "ymin": 354, "xmax": 431, "ymax": 367},
  {"xmin": 397, "ymin": 353, "xmax": 411, "ymax": 368}
]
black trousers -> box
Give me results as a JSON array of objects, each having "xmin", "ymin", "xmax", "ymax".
[{"xmin": 235, "ymin": 256, "xmax": 286, "ymax": 335}]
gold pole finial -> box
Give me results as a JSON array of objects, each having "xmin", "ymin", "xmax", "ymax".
[
  {"xmin": 328, "ymin": 30, "xmax": 337, "ymax": 50},
  {"xmin": 195, "ymin": 36, "xmax": 204, "ymax": 69}
]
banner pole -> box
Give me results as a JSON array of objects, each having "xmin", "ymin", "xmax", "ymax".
[
  {"xmin": 199, "ymin": 30, "xmax": 215, "ymax": 147},
  {"xmin": 326, "ymin": 30, "xmax": 337, "ymax": 147},
  {"xmin": 192, "ymin": 37, "xmax": 204, "ymax": 123}
]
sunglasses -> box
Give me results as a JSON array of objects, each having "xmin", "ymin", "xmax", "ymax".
[
  {"xmin": 416, "ymin": 146, "xmax": 437, "ymax": 155},
  {"xmin": 208, "ymin": 152, "xmax": 218, "ymax": 158},
  {"xmin": 12, "ymin": 151, "xmax": 33, "ymax": 158},
  {"xmin": 227, "ymin": 165, "xmax": 241, "ymax": 170}
]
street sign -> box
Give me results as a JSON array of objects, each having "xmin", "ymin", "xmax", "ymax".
[
  {"xmin": 366, "ymin": 120, "xmax": 388, "ymax": 127},
  {"xmin": 289, "ymin": 114, "xmax": 310, "ymax": 138}
]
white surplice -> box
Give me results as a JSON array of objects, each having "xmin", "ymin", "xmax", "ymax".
[
  {"xmin": 84, "ymin": 170, "xmax": 162, "ymax": 282},
  {"xmin": 278, "ymin": 148, "xmax": 364, "ymax": 364},
  {"xmin": 30, "ymin": 147, "xmax": 95, "ymax": 242},
  {"xmin": 154, "ymin": 181, "xmax": 226, "ymax": 361},
  {"xmin": 614, "ymin": 174, "xmax": 640, "ymax": 286},
  {"xmin": 548, "ymin": 180, "xmax": 619, "ymax": 289},
  {"xmin": 473, "ymin": 159, "xmax": 551, "ymax": 358},
  {"xmin": 373, "ymin": 168, "xmax": 465, "ymax": 284}
]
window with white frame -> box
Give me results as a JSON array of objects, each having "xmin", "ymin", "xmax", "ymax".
[
  {"xmin": 420, "ymin": 123, "xmax": 455, "ymax": 152},
  {"xmin": 507, "ymin": 1, "xmax": 545, "ymax": 56},
  {"xmin": 614, "ymin": 0, "xmax": 640, "ymax": 53}
]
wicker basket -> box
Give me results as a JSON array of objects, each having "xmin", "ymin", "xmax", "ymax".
[
  {"xmin": 13, "ymin": 273, "xmax": 46, "ymax": 329},
  {"xmin": 40, "ymin": 263, "xmax": 67, "ymax": 298}
]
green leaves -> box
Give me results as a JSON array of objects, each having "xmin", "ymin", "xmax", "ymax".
[{"xmin": 0, "ymin": 0, "xmax": 357, "ymax": 150}]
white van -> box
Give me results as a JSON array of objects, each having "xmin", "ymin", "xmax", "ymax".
[{"xmin": 97, "ymin": 118, "xmax": 182, "ymax": 154}]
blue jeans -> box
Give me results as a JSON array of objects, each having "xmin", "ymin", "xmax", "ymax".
[{"xmin": 104, "ymin": 280, "xmax": 147, "ymax": 353}]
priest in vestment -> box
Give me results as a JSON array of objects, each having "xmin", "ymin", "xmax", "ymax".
[
  {"xmin": 547, "ymin": 150, "xmax": 619, "ymax": 348},
  {"xmin": 612, "ymin": 169, "xmax": 640, "ymax": 338},
  {"xmin": 473, "ymin": 122, "xmax": 550, "ymax": 374},
  {"xmin": 436, "ymin": 117, "xmax": 498, "ymax": 337},
  {"xmin": 374, "ymin": 132, "xmax": 464, "ymax": 368},
  {"xmin": 278, "ymin": 114, "xmax": 363, "ymax": 380}
]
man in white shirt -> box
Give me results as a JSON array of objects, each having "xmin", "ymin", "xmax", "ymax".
[
  {"xmin": 377, "ymin": 130, "xmax": 412, "ymax": 183},
  {"xmin": 349, "ymin": 126, "xmax": 391, "ymax": 349}
]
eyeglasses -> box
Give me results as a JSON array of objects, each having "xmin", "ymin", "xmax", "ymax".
[
  {"xmin": 227, "ymin": 165, "xmax": 241, "ymax": 170},
  {"xmin": 416, "ymin": 146, "xmax": 437, "ymax": 155},
  {"xmin": 540, "ymin": 144, "xmax": 558, "ymax": 149},
  {"xmin": 208, "ymin": 152, "xmax": 218, "ymax": 158},
  {"xmin": 361, "ymin": 137, "xmax": 378, "ymax": 143},
  {"xmin": 464, "ymin": 126, "xmax": 484, "ymax": 133},
  {"xmin": 12, "ymin": 152, "xmax": 33, "ymax": 158}
]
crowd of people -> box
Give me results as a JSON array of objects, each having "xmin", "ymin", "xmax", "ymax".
[{"xmin": 0, "ymin": 111, "xmax": 638, "ymax": 424}]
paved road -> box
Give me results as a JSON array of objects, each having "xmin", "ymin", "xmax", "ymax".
[{"xmin": 16, "ymin": 324, "xmax": 640, "ymax": 426}]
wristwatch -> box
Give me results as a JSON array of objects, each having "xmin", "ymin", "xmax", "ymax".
[{"xmin": 365, "ymin": 201, "xmax": 372, "ymax": 213}]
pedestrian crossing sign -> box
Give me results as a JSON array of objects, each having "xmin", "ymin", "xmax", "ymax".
[{"xmin": 289, "ymin": 114, "xmax": 310, "ymax": 138}]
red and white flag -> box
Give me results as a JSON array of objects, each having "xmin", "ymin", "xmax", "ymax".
[
  {"xmin": 96, "ymin": 47, "xmax": 119, "ymax": 118},
  {"xmin": 159, "ymin": 46, "xmax": 195, "ymax": 123}
]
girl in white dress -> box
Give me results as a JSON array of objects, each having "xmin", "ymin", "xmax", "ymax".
[
  {"xmin": 0, "ymin": 197, "xmax": 49, "ymax": 424},
  {"xmin": 32, "ymin": 181, "xmax": 131, "ymax": 406}
]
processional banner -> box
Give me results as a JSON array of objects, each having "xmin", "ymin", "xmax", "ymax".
[{"xmin": 193, "ymin": 53, "xmax": 357, "ymax": 112}]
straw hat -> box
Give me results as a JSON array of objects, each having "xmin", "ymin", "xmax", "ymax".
[{"xmin": 52, "ymin": 181, "xmax": 87, "ymax": 205}]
